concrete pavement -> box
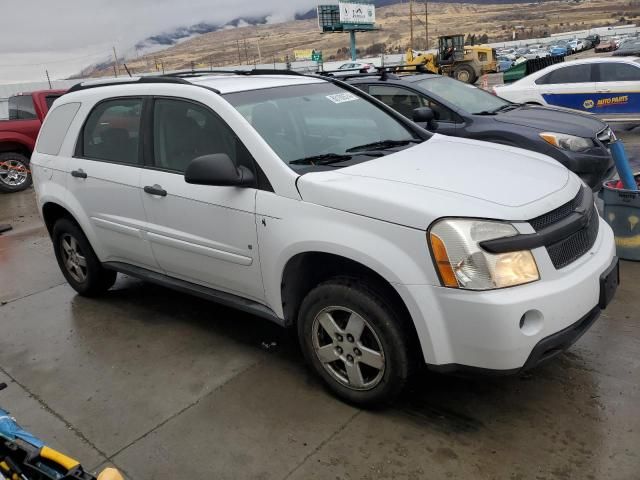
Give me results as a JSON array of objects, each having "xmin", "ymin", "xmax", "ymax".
[{"xmin": 1, "ymin": 178, "xmax": 639, "ymax": 479}]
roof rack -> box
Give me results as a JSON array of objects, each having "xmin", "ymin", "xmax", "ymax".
[
  {"xmin": 67, "ymin": 76, "xmax": 196, "ymax": 93},
  {"xmin": 165, "ymin": 68, "xmax": 306, "ymax": 78}
]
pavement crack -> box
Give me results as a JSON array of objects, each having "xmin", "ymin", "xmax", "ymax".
[
  {"xmin": 281, "ymin": 409, "xmax": 362, "ymax": 480},
  {"xmin": 1, "ymin": 282, "xmax": 67, "ymax": 305},
  {"xmin": 0, "ymin": 365, "xmax": 111, "ymax": 462},
  {"xmin": 106, "ymin": 359, "xmax": 264, "ymax": 461}
]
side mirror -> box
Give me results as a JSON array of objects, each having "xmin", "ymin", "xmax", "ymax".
[
  {"xmin": 184, "ymin": 154, "xmax": 255, "ymax": 187},
  {"xmin": 413, "ymin": 107, "xmax": 438, "ymax": 130}
]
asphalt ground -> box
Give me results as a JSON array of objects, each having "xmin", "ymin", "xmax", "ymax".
[{"xmin": 0, "ymin": 133, "xmax": 639, "ymax": 479}]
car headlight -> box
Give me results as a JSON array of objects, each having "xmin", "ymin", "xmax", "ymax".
[
  {"xmin": 429, "ymin": 219, "xmax": 540, "ymax": 290},
  {"xmin": 540, "ymin": 132, "xmax": 594, "ymax": 152}
]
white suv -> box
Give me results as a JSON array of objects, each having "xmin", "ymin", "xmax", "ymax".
[{"xmin": 31, "ymin": 71, "xmax": 619, "ymax": 405}]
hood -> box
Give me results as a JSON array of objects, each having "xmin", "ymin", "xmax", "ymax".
[
  {"xmin": 297, "ymin": 135, "xmax": 579, "ymax": 230},
  {"xmin": 494, "ymin": 105, "xmax": 606, "ymax": 137}
]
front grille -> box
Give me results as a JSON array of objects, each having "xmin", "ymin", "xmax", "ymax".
[
  {"xmin": 546, "ymin": 207, "xmax": 600, "ymax": 269},
  {"xmin": 528, "ymin": 187, "xmax": 600, "ymax": 269},
  {"xmin": 529, "ymin": 187, "xmax": 584, "ymax": 232}
]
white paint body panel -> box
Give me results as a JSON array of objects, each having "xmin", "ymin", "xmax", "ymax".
[{"xmin": 31, "ymin": 75, "xmax": 617, "ymax": 371}]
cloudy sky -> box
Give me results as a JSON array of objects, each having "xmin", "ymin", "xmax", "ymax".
[{"xmin": 0, "ymin": 0, "xmax": 318, "ymax": 84}]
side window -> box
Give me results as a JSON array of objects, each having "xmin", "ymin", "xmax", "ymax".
[
  {"xmin": 8, "ymin": 95, "xmax": 37, "ymax": 120},
  {"xmin": 152, "ymin": 98, "xmax": 254, "ymax": 174},
  {"xmin": 36, "ymin": 102, "xmax": 82, "ymax": 155},
  {"xmin": 81, "ymin": 98, "xmax": 142, "ymax": 165},
  {"xmin": 598, "ymin": 63, "xmax": 640, "ymax": 82},
  {"xmin": 45, "ymin": 95, "xmax": 61, "ymax": 111},
  {"xmin": 536, "ymin": 64, "xmax": 593, "ymax": 85},
  {"xmin": 368, "ymin": 85, "xmax": 425, "ymax": 119},
  {"xmin": 422, "ymin": 98, "xmax": 457, "ymax": 122}
]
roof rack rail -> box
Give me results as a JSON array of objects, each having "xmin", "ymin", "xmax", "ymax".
[
  {"xmin": 165, "ymin": 68, "xmax": 307, "ymax": 78},
  {"xmin": 376, "ymin": 65, "xmax": 431, "ymax": 73},
  {"xmin": 318, "ymin": 70, "xmax": 400, "ymax": 81},
  {"xmin": 67, "ymin": 76, "xmax": 195, "ymax": 93}
]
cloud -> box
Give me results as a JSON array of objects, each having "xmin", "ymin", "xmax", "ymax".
[{"xmin": 0, "ymin": 0, "xmax": 318, "ymax": 83}]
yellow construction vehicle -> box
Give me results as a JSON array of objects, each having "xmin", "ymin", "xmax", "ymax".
[{"xmin": 404, "ymin": 34, "xmax": 497, "ymax": 84}]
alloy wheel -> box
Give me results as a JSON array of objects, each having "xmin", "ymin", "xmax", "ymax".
[
  {"xmin": 312, "ymin": 306, "xmax": 386, "ymax": 391},
  {"xmin": 0, "ymin": 160, "xmax": 28, "ymax": 187},
  {"xmin": 60, "ymin": 233, "xmax": 88, "ymax": 283}
]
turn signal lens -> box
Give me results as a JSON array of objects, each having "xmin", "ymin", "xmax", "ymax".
[{"xmin": 430, "ymin": 233, "xmax": 459, "ymax": 288}]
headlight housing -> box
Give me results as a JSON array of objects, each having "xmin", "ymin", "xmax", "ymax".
[
  {"xmin": 540, "ymin": 132, "xmax": 594, "ymax": 152},
  {"xmin": 429, "ymin": 219, "xmax": 540, "ymax": 290}
]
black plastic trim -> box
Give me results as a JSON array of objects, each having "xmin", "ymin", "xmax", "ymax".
[
  {"xmin": 480, "ymin": 187, "xmax": 594, "ymax": 254},
  {"xmin": 67, "ymin": 76, "xmax": 197, "ymax": 93},
  {"xmin": 103, "ymin": 261, "xmax": 284, "ymax": 326}
]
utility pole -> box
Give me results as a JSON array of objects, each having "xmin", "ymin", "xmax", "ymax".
[
  {"xmin": 236, "ymin": 39, "xmax": 242, "ymax": 64},
  {"xmin": 425, "ymin": 0, "xmax": 429, "ymax": 49},
  {"xmin": 243, "ymin": 37, "xmax": 249, "ymax": 64},
  {"xmin": 409, "ymin": 0, "xmax": 414, "ymax": 51},
  {"xmin": 112, "ymin": 46, "xmax": 120, "ymax": 77},
  {"xmin": 45, "ymin": 70, "xmax": 52, "ymax": 89},
  {"xmin": 256, "ymin": 38, "xmax": 262, "ymax": 64}
]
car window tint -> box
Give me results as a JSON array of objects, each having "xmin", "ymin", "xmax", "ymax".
[
  {"xmin": 153, "ymin": 98, "xmax": 253, "ymax": 174},
  {"xmin": 536, "ymin": 64, "xmax": 593, "ymax": 85},
  {"xmin": 368, "ymin": 85, "xmax": 425, "ymax": 119},
  {"xmin": 598, "ymin": 63, "xmax": 640, "ymax": 82},
  {"xmin": 82, "ymin": 98, "xmax": 142, "ymax": 164},
  {"xmin": 45, "ymin": 95, "xmax": 62, "ymax": 111},
  {"xmin": 8, "ymin": 95, "xmax": 36, "ymax": 120}
]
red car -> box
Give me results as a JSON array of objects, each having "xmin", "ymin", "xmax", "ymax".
[
  {"xmin": 595, "ymin": 39, "xmax": 617, "ymax": 53},
  {"xmin": 0, "ymin": 90, "xmax": 65, "ymax": 192}
]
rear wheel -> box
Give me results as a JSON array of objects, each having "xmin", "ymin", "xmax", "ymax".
[
  {"xmin": 0, "ymin": 152, "xmax": 31, "ymax": 193},
  {"xmin": 52, "ymin": 218, "xmax": 116, "ymax": 296},
  {"xmin": 452, "ymin": 64, "xmax": 476, "ymax": 84},
  {"xmin": 298, "ymin": 277, "xmax": 414, "ymax": 407}
]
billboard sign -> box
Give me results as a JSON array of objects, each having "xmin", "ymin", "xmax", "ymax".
[{"xmin": 338, "ymin": 2, "xmax": 375, "ymax": 25}]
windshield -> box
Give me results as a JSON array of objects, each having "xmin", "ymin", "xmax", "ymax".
[
  {"xmin": 225, "ymin": 82, "xmax": 421, "ymax": 170},
  {"xmin": 414, "ymin": 76, "xmax": 510, "ymax": 114}
]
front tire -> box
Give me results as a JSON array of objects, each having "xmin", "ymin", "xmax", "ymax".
[
  {"xmin": 297, "ymin": 277, "xmax": 414, "ymax": 407},
  {"xmin": 452, "ymin": 64, "xmax": 476, "ymax": 84},
  {"xmin": 0, "ymin": 152, "xmax": 32, "ymax": 193},
  {"xmin": 52, "ymin": 218, "xmax": 116, "ymax": 296}
]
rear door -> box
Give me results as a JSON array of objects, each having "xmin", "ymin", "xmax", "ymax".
[
  {"xmin": 66, "ymin": 97, "xmax": 158, "ymax": 269},
  {"xmin": 594, "ymin": 61, "xmax": 640, "ymax": 121},
  {"xmin": 139, "ymin": 97, "xmax": 264, "ymax": 302},
  {"xmin": 534, "ymin": 63, "xmax": 597, "ymax": 112}
]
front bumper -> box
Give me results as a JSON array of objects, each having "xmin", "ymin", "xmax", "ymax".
[
  {"xmin": 396, "ymin": 218, "xmax": 618, "ymax": 372},
  {"xmin": 556, "ymin": 147, "xmax": 615, "ymax": 191}
]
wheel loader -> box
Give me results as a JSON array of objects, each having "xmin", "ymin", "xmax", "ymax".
[{"xmin": 403, "ymin": 34, "xmax": 497, "ymax": 84}]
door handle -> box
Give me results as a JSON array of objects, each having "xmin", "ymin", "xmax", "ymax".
[
  {"xmin": 144, "ymin": 185, "xmax": 167, "ymax": 197},
  {"xmin": 70, "ymin": 169, "xmax": 87, "ymax": 179}
]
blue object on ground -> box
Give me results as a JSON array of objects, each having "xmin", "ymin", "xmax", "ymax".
[
  {"xmin": 610, "ymin": 140, "xmax": 638, "ymax": 191},
  {"xmin": 602, "ymin": 173, "xmax": 640, "ymax": 261},
  {"xmin": 0, "ymin": 408, "xmax": 45, "ymax": 448}
]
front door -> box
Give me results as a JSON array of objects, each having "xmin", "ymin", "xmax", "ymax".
[
  {"xmin": 140, "ymin": 97, "xmax": 264, "ymax": 302},
  {"xmin": 66, "ymin": 97, "xmax": 158, "ymax": 269},
  {"xmin": 594, "ymin": 61, "xmax": 640, "ymax": 121}
]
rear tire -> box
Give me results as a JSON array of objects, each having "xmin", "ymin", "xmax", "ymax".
[
  {"xmin": 0, "ymin": 152, "xmax": 31, "ymax": 193},
  {"xmin": 52, "ymin": 218, "xmax": 116, "ymax": 296},
  {"xmin": 452, "ymin": 64, "xmax": 477, "ymax": 84},
  {"xmin": 297, "ymin": 277, "xmax": 414, "ymax": 407}
]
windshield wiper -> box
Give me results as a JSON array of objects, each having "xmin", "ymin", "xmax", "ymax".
[
  {"xmin": 492, "ymin": 103, "xmax": 520, "ymax": 113},
  {"xmin": 346, "ymin": 139, "xmax": 421, "ymax": 153},
  {"xmin": 290, "ymin": 151, "xmax": 385, "ymax": 166}
]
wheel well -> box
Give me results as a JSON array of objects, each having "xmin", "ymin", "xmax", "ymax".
[
  {"xmin": 281, "ymin": 252, "xmax": 423, "ymax": 354},
  {"xmin": 0, "ymin": 142, "xmax": 31, "ymax": 158},
  {"xmin": 42, "ymin": 203, "xmax": 78, "ymax": 235}
]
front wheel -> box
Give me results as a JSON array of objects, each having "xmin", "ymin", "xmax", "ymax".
[
  {"xmin": 298, "ymin": 277, "xmax": 414, "ymax": 407},
  {"xmin": 452, "ymin": 64, "xmax": 476, "ymax": 84}
]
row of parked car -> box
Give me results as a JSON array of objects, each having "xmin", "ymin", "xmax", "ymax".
[{"xmin": 6, "ymin": 62, "xmax": 618, "ymax": 405}]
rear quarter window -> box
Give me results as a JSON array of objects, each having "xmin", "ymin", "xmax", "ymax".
[{"xmin": 36, "ymin": 102, "xmax": 82, "ymax": 156}]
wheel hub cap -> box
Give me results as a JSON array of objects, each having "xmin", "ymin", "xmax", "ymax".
[
  {"xmin": 312, "ymin": 306, "xmax": 386, "ymax": 391},
  {"xmin": 60, "ymin": 234, "xmax": 87, "ymax": 283},
  {"xmin": 0, "ymin": 160, "xmax": 28, "ymax": 187}
]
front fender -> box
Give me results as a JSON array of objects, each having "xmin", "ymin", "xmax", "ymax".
[{"xmin": 0, "ymin": 131, "xmax": 35, "ymax": 153}]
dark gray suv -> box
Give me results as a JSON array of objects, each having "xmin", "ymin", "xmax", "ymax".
[{"xmin": 346, "ymin": 72, "xmax": 615, "ymax": 190}]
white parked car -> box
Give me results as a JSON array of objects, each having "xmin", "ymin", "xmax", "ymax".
[
  {"xmin": 495, "ymin": 57, "xmax": 640, "ymax": 122},
  {"xmin": 523, "ymin": 48, "xmax": 550, "ymax": 59},
  {"xmin": 568, "ymin": 39, "xmax": 586, "ymax": 52},
  {"xmin": 31, "ymin": 72, "xmax": 618, "ymax": 405},
  {"xmin": 337, "ymin": 62, "xmax": 376, "ymax": 73}
]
